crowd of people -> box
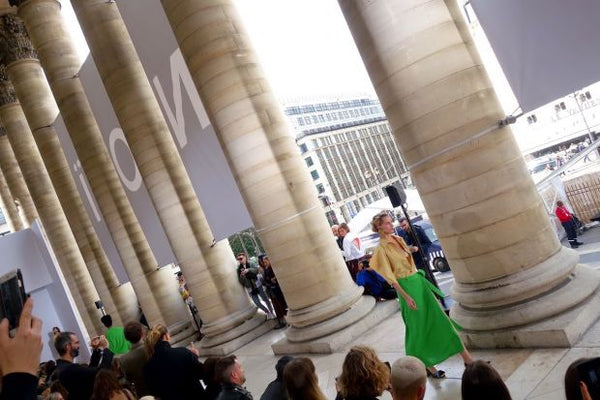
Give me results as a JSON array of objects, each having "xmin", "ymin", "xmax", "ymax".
[
  {"xmin": 1, "ymin": 302, "xmax": 596, "ymax": 400},
  {"xmin": 236, "ymin": 253, "xmax": 288, "ymax": 329},
  {"xmin": 0, "ymin": 208, "xmax": 597, "ymax": 400}
]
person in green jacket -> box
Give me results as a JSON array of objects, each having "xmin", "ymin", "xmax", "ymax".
[{"xmin": 100, "ymin": 315, "xmax": 131, "ymax": 355}]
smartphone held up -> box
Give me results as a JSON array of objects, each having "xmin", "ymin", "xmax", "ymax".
[{"xmin": 0, "ymin": 269, "xmax": 28, "ymax": 334}]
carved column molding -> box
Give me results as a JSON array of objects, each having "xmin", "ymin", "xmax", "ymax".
[
  {"xmin": 14, "ymin": 0, "xmax": 190, "ymax": 329},
  {"xmin": 0, "ymin": 13, "xmax": 111, "ymax": 333}
]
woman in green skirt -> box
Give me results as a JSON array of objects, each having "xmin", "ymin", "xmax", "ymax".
[{"xmin": 369, "ymin": 211, "xmax": 473, "ymax": 378}]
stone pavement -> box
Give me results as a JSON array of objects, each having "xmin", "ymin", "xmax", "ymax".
[{"xmin": 219, "ymin": 224, "xmax": 600, "ymax": 400}]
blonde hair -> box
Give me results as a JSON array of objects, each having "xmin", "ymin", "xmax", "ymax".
[
  {"xmin": 144, "ymin": 324, "xmax": 168, "ymax": 357},
  {"xmin": 390, "ymin": 356, "xmax": 427, "ymax": 399},
  {"xmin": 339, "ymin": 346, "xmax": 390, "ymax": 398},
  {"xmin": 371, "ymin": 211, "xmax": 392, "ymax": 233}
]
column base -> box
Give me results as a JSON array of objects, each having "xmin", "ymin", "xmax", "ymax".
[
  {"xmin": 198, "ymin": 313, "xmax": 275, "ymax": 356},
  {"xmin": 272, "ymin": 299, "xmax": 397, "ymax": 354},
  {"xmin": 455, "ymin": 265, "xmax": 600, "ymax": 348},
  {"xmin": 169, "ymin": 320, "xmax": 198, "ymax": 347}
]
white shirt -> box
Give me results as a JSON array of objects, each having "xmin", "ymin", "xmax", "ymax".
[{"xmin": 342, "ymin": 232, "xmax": 365, "ymax": 261}]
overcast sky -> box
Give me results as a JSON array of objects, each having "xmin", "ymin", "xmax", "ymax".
[{"xmin": 62, "ymin": 0, "xmax": 376, "ymax": 101}]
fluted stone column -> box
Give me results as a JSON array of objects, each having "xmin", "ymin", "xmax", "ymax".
[
  {"xmin": 0, "ymin": 74, "xmax": 104, "ymax": 335},
  {"xmin": 14, "ymin": 0, "xmax": 188, "ymax": 329},
  {"xmin": 159, "ymin": 0, "xmax": 386, "ymax": 351},
  {"xmin": 0, "ymin": 160, "xmax": 19, "ymax": 231},
  {"xmin": 71, "ymin": 0, "xmax": 269, "ymax": 352},
  {"xmin": 0, "ymin": 126, "xmax": 36, "ymax": 228},
  {"xmin": 339, "ymin": 0, "xmax": 600, "ymax": 347},
  {"xmin": 0, "ymin": 13, "xmax": 124, "ymax": 331}
]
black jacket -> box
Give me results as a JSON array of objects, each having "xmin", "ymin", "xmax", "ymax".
[
  {"xmin": 400, "ymin": 225, "xmax": 431, "ymax": 268},
  {"xmin": 54, "ymin": 348, "xmax": 114, "ymax": 400},
  {"xmin": 143, "ymin": 341, "xmax": 205, "ymax": 400},
  {"xmin": 217, "ymin": 383, "xmax": 253, "ymax": 400},
  {"xmin": 0, "ymin": 373, "xmax": 37, "ymax": 400},
  {"xmin": 260, "ymin": 379, "xmax": 286, "ymax": 400}
]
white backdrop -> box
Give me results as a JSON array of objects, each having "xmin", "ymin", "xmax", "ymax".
[{"xmin": 471, "ymin": 0, "xmax": 600, "ymax": 112}]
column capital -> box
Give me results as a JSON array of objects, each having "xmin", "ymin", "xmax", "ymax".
[
  {"xmin": 11, "ymin": 0, "xmax": 61, "ymax": 10},
  {"xmin": 0, "ymin": 64, "xmax": 17, "ymax": 106},
  {"xmin": 0, "ymin": 13, "xmax": 36, "ymax": 65}
]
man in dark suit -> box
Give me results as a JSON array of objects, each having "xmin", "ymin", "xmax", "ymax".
[{"xmin": 398, "ymin": 218, "xmax": 432, "ymax": 272}]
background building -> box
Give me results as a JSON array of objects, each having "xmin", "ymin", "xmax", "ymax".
[
  {"xmin": 518, "ymin": 82, "xmax": 600, "ymax": 158},
  {"xmin": 285, "ymin": 97, "xmax": 408, "ymax": 224}
]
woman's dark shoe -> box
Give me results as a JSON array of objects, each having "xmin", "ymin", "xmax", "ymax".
[{"xmin": 426, "ymin": 369, "xmax": 446, "ymax": 379}]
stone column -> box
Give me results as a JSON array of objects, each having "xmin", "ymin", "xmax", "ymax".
[
  {"xmin": 0, "ymin": 125, "xmax": 36, "ymax": 228},
  {"xmin": 14, "ymin": 0, "xmax": 188, "ymax": 329},
  {"xmin": 0, "ymin": 13, "xmax": 125, "ymax": 330},
  {"xmin": 72, "ymin": 0, "xmax": 268, "ymax": 352},
  {"xmin": 339, "ymin": 0, "xmax": 600, "ymax": 347},
  {"xmin": 0, "ymin": 156, "xmax": 19, "ymax": 231},
  {"xmin": 160, "ymin": 0, "xmax": 386, "ymax": 352},
  {"xmin": 0, "ymin": 72, "xmax": 104, "ymax": 335}
]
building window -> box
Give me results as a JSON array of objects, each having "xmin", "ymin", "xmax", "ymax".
[
  {"xmin": 581, "ymin": 91, "xmax": 592, "ymax": 102},
  {"xmin": 527, "ymin": 114, "xmax": 537, "ymax": 124},
  {"xmin": 311, "ymin": 170, "xmax": 320, "ymax": 180},
  {"xmin": 316, "ymin": 183, "xmax": 325, "ymax": 193},
  {"xmin": 305, "ymin": 157, "xmax": 314, "ymax": 167},
  {"xmin": 299, "ymin": 143, "xmax": 308, "ymax": 154}
]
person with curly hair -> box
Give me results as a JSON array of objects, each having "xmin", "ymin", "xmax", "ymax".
[
  {"xmin": 338, "ymin": 346, "xmax": 390, "ymax": 400},
  {"xmin": 283, "ymin": 358, "xmax": 327, "ymax": 400},
  {"xmin": 369, "ymin": 211, "xmax": 473, "ymax": 379}
]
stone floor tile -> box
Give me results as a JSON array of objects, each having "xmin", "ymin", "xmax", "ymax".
[
  {"xmin": 505, "ymin": 348, "xmax": 569, "ymax": 400},
  {"xmin": 527, "ymin": 347, "xmax": 600, "ymax": 398}
]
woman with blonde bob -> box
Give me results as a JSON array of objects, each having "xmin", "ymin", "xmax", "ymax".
[
  {"xmin": 339, "ymin": 346, "xmax": 390, "ymax": 399},
  {"xmin": 369, "ymin": 211, "xmax": 473, "ymax": 378},
  {"xmin": 283, "ymin": 357, "xmax": 327, "ymax": 400}
]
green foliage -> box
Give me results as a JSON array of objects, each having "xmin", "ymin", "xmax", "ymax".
[{"xmin": 228, "ymin": 228, "xmax": 265, "ymax": 259}]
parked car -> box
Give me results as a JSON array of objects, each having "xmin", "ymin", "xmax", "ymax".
[
  {"xmin": 359, "ymin": 218, "xmax": 450, "ymax": 273},
  {"xmin": 396, "ymin": 220, "xmax": 450, "ymax": 272}
]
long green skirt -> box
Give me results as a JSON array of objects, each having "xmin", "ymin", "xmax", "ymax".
[{"xmin": 397, "ymin": 270, "xmax": 464, "ymax": 367}]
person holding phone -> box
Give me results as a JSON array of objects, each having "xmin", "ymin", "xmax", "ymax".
[
  {"xmin": 0, "ymin": 297, "xmax": 43, "ymax": 400},
  {"xmin": 143, "ymin": 324, "xmax": 205, "ymax": 400},
  {"xmin": 565, "ymin": 358, "xmax": 595, "ymax": 400},
  {"xmin": 369, "ymin": 211, "xmax": 473, "ymax": 379},
  {"xmin": 53, "ymin": 333, "xmax": 114, "ymax": 400}
]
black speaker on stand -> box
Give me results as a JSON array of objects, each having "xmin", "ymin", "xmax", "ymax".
[{"xmin": 384, "ymin": 182, "xmax": 407, "ymax": 207}]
